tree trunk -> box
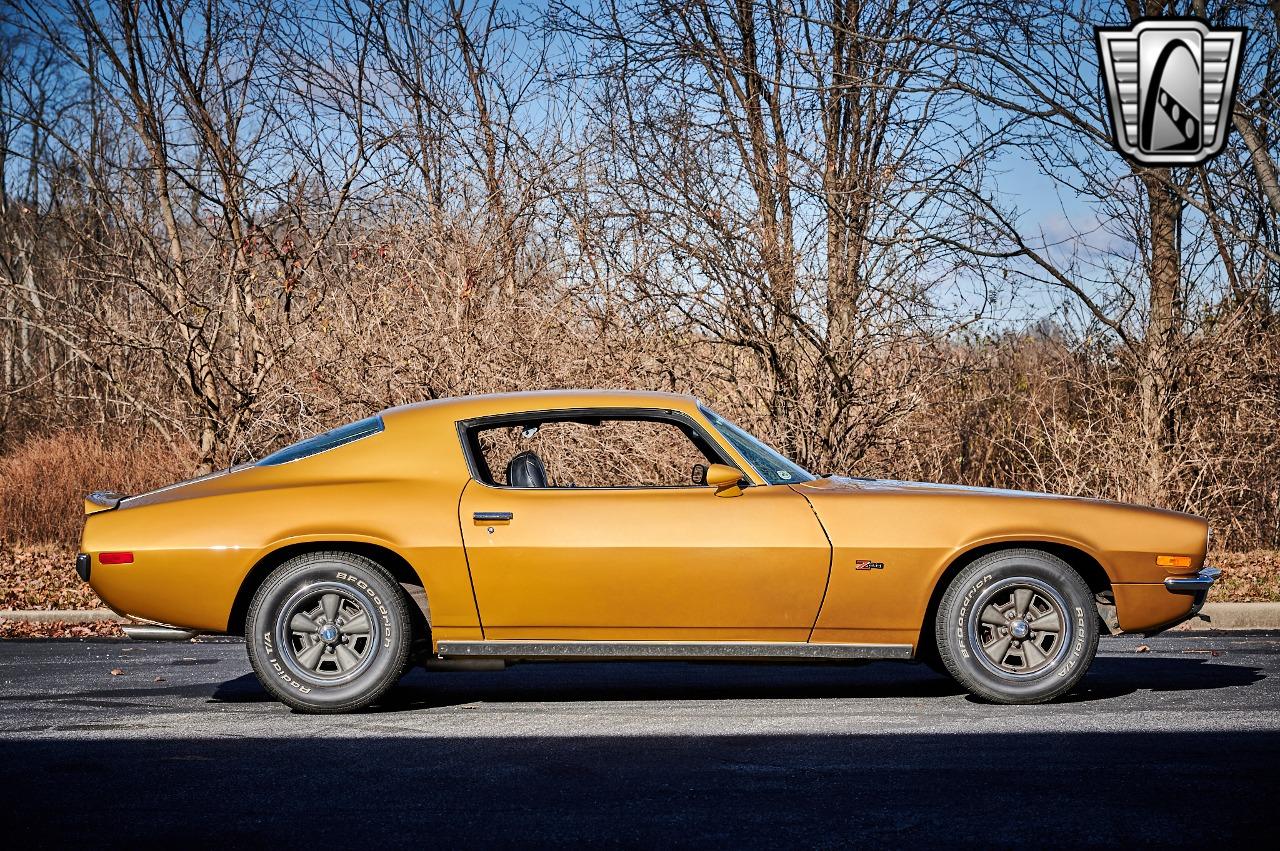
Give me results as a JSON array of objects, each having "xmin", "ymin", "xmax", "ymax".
[{"xmin": 1137, "ymin": 172, "xmax": 1184, "ymax": 507}]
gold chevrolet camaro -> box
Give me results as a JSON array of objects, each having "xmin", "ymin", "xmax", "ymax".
[{"xmin": 77, "ymin": 390, "xmax": 1218, "ymax": 712}]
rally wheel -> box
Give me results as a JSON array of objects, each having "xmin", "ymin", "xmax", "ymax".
[
  {"xmin": 935, "ymin": 549, "xmax": 1098, "ymax": 704},
  {"xmin": 246, "ymin": 551, "xmax": 412, "ymax": 713}
]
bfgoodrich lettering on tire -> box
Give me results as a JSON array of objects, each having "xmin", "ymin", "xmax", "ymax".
[
  {"xmin": 935, "ymin": 548, "xmax": 1098, "ymax": 704},
  {"xmin": 246, "ymin": 551, "xmax": 413, "ymax": 713}
]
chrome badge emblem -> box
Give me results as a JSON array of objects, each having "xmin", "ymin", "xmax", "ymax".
[{"xmin": 1096, "ymin": 18, "xmax": 1245, "ymax": 165}]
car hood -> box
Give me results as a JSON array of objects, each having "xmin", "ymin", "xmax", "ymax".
[
  {"xmin": 798, "ymin": 476, "xmax": 1080, "ymax": 498},
  {"xmin": 793, "ymin": 476, "xmax": 1192, "ymax": 516}
]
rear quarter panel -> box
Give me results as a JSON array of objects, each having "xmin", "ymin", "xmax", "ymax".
[{"xmin": 82, "ymin": 407, "xmax": 480, "ymax": 634}]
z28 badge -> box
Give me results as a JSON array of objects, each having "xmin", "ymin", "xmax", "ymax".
[{"xmin": 854, "ymin": 560, "xmax": 885, "ymax": 570}]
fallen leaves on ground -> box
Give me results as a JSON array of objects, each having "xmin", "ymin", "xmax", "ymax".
[
  {"xmin": 0, "ymin": 543, "xmax": 103, "ymax": 610},
  {"xmin": 1209, "ymin": 550, "xmax": 1280, "ymax": 603},
  {"xmin": 109, "ymin": 668, "xmax": 124, "ymax": 676},
  {"xmin": 1135, "ymin": 644, "xmax": 1150, "ymax": 653},
  {"xmin": 0, "ymin": 618, "xmax": 123, "ymax": 638}
]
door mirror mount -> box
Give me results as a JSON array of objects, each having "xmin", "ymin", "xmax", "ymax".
[{"xmin": 705, "ymin": 463, "xmax": 746, "ymax": 497}]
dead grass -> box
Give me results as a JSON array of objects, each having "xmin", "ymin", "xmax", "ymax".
[{"xmin": 0, "ymin": 431, "xmax": 196, "ymax": 548}]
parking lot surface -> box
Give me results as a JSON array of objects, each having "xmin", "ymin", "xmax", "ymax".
[{"xmin": 1, "ymin": 632, "xmax": 1277, "ymax": 847}]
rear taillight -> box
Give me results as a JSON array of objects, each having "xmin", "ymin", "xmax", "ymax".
[{"xmin": 98, "ymin": 551, "xmax": 134, "ymax": 565}]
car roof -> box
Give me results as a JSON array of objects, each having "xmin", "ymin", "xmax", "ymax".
[{"xmin": 382, "ymin": 389, "xmax": 703, "ymax": 424}]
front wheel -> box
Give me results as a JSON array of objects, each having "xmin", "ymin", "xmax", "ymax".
[
  {"xmin": 935, "ymin": 549, "xmax": 1098, "ymax": 704},
  {"xmin": 246, "ymin": 551, "xmax": 413, "ymax": 713}
]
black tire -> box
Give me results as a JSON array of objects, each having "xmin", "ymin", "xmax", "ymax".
[
  {"xmin": 246, "ymin": 550, "xmax": 413, "ymax": 713},
  {"xmin": 914, "ymin": 639, "xmax": 951, "ymax": 678},
  {"xmin": 935, "ymin": 548, "xmax": 1098, "ymax": 704}
]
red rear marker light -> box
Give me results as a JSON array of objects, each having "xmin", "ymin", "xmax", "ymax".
[{"xmin": 98, "ymin": 552, "xmax": 134, "ymax": 565}]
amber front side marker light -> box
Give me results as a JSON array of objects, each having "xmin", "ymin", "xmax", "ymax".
[{"xmin": 1156, "ymin": 555, "xmax": 1192, "ymax": 568}]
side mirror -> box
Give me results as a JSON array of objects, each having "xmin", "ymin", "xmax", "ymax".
[{"xmin": 705, "ymin": 463, "xmax": 746, "ymax": 497}]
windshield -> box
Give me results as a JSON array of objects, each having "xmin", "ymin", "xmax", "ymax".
[{"xmin": 699, "ymin": 406, "xmax": 815, "ymax": 485}]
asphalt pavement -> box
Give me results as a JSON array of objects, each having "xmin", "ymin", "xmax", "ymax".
[{"xmin": 1, "ymin": 632, "xmax": 1277, "ymax": 848}]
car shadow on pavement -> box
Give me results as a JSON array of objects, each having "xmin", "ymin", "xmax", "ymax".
[
  {"xmin": 10, "ymin": 728, "xmax": 1280, "ymax": 847},
  {"xmin": 1045, "ymin": 654, "xmax": 1266, "ymax": 703},
  {"xmin": 207, "ymin": 654, "xmax": 1265, "ymax": 711},
  {"xmin": 207, "ymin": 660, "xmax": 966, "ymax": 709}
]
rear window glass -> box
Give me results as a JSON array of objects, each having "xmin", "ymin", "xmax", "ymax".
[{"xmin": 256, "ymin": 416, "xmax": 384, "ymax": 466}]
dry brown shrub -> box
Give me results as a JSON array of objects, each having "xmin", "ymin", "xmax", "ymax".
[{"xmin": 0, "ymin": 431, "xmax": 196, "ymax": 547}]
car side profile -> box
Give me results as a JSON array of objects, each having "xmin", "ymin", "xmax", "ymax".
[{"xmin": 77, "ymin": 390, "xmax": 1219, "ymax": 712}]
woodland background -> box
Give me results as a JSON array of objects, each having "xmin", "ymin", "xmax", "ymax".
[{"xmin": 0, "ymin": 0, "xmax": 1277, "ymax": 597}]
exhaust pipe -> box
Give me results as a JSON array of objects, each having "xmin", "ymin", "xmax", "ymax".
[{"xmin": 122, "ymin": 624, "xmax": 200, "ymax": 641}]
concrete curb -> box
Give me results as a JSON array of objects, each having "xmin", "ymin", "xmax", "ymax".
[
  {"xmin": 0, "ymin": 609, "xmax": 124, "ymax": 623},
  {"xmin": 1173, "ymin": 602, "xmax": 1280, "ymax": 631}
]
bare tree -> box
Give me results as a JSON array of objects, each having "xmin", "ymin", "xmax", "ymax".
[
  {"xmin": 926, "ymin": 0, "xmax": 1280, "ymax": 508},
  {"xmin": 554, "ymin": 0, "xmax": 1005, "ymax": 470},
  {"xmin": 1, "ymin": 0, "xmax": 381, "ymax": 470},
  {"xmin": 1, "ymin": 0, "xmax": 1278, "ymax": 549}
]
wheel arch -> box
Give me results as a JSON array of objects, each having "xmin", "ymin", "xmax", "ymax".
[
  {"xmin": 917, "ymin": 540, "xmax": 1115, "ymax": 657},
  {"xmin": 227, "ymin": 540, "xmax": 431, "ymax": 636}
]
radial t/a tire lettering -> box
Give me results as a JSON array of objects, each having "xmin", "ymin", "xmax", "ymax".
[
  {"xmin": 246, "ymin": 551, "xmax": 413, "ymax": 713},
  {"xmin": 935, "ymin": 548, "xmax": 1099, "ymax": 704}
]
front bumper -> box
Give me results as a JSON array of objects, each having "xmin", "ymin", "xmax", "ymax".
[
  {"xmin": 1147, "ymin": 566, "xmax": 1221, "ymax": 634},
  {"xmin": 1163, "ymin": 566, "xmax": 1222, "ymax": 595}
]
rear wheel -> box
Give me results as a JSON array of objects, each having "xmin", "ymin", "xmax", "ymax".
[
  {"xmin": 935, "ymin": 549, "xmax": 1098, "ymax": 704},
  {"xmin": 246, "ymin": 551, "xmax": 412, "ymax": 713}
]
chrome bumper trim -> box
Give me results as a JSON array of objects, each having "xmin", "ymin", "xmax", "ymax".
[
  {"xmin": 1164, "ymin": 566, "xmax": 1222, "ymax": 594},
  {"xmin": 436, "ymin": 640, "xmax": 913, "ymax": 661}
]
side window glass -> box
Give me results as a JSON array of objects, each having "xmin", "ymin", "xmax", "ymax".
[{"xmin": 474, "ymin": 418, "xmax": 715, "ymax": 488}]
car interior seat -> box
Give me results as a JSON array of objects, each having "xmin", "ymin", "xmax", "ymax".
[{"xmin": 505, "ymin": 450, "xmax": 548, "ymax": 487}]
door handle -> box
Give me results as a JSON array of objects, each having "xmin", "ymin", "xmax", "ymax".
[{"xmin": 473, "ymin": 511, "xmax": 513, "ymax": 524}]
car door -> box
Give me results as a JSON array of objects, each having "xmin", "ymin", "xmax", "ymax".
[{"xmin": 456, "ymin": 412, "xmax": 832, "ymax": 642}]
